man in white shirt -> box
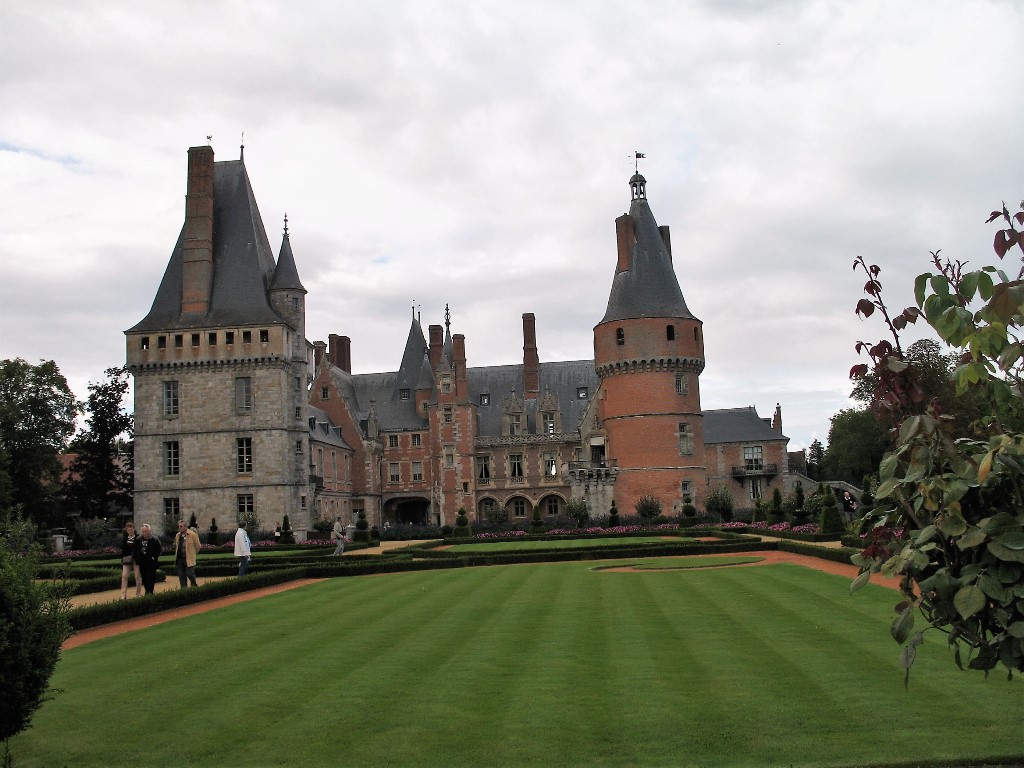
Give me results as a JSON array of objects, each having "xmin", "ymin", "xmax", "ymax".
[{"xmin": 234, "ymin": 520, "xmax": 252, "ymax": 575}]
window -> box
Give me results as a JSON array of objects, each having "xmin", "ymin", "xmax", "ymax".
[
  {"xmin": 666, "ymin": 325, "xmax": 675, "ymax": 341},
  {"xmin": 510, "ymin": 454, "xmax": 523, "ymax": 480},
  {"xmin": 388, "ymin": 435, "xmax": 399, "ymax": 448},
  {"xmin": 412, "ymin": 461, "xmax": 423, "ymax": 481},
  {"xmin": 445, "ymin": 452, "xmax": 454, "ymax": 468},
  {"xmin": 399, "ymin": 388, "xmax": 410, "ymax": 401},
  {"xmin": 509, "ymin": 414, "xmax": 521, "ymax": 436},
  {"xmin": 157, "ymin": 335, "xmax": 167, "ymax": 349},
  {"xmin": 316, "ymin": 448, "xmax": 324, "ymax": 476},
  {"xmin": 678, "ymin": 423, "xmax": 693, "ymax": 456},
  {"xmin": 208, "ymin": 332, "xmax": 217, "ymax": 345},
  {"xmin": 294, "ymin": 376, "xmax": 302, "ymax": 391},
  {"xmin": 295, "ymin": 440, "xmax": 302, "ymax": 454},
  {"xmin": 163, "ymin": 497, "xmax": 180, "ymax": 519},
  {"xmin": 236, "ymin": 438, "xmax": 253, "ymax": 474},
  {"xmin": 225, "ymin": 331, "xmax": 235, "ymax": 345},
  {"xmin": 681, "ymin": 480, "xmax": 693, "ymax": 505},
  {"xmin": 174, "ymin": 334, "xmax": 183, "ymax": 348},
  {"xmin": 294, "ymin": 407, "xmax": 301, "ymax": 420},
  {"xmin": 141, "ymin": 337, "xmax": 150, "ymax": 350},
  {"xmin": 259, "ymin": 329, "xmax": 269, "ymax": 343},
  {"xmin": 291, "ymin": 297, "xmax": 300, "ymax": 310},
  {"xmin": 546, "ymin": 497, "xmax": 560, "ymax": 516},
  {"xmin": 242, "ymin": 330, "xmax": 252, "ymax": 344},
  {"xmin": 162, "ymin": 380, "xmax": 179, "ymax": 417},
  {"xmin": 476, "ymin": 456, "xmax": 490, "ymax": 483},
  {"xmin": 300, "ymin": 495, "xmax": 307, "ymax": 510},
  {"xmin": 164, "ymin": 441, "xmax": 180, "ymax": 476},
  {"xmin": 743, "ymin": 446, "xmax": 764, "ymax": 471},
  {"xmin": 542, "ymin": 413, "xmax": 555, "ymax": 434},
  {"xmin": 237, "ymin": 494, "xmax": 254, "ymax": 521},
  {"xmin": 749, "ymin": 477, "xmax": 762, "ymax": 501},
  {"xmin": 512, "ymin": 498, "xmax": 527, "ymax": 517},
  {"xmin": 389, "ymin": 462, "xmax": 400, "ymax": 483},
  {"xmin": 615, "ymin": 328, "xmax": 624, "ymax": 345},
  {"xmin": 320, "ymin": 386, "xmax": 329, "ymax": 400},
  {"xmin": 577, "ymin": 387, "xmax": 588, "ymax": 399},
  {"xmin": 544, "ymin": 452, "xmax": 557, "ymax": 477},
  {"xmin": 411, "ymin": 433, "xmax": 421, "ymax": 447},
  {"xmin": 479, "ymin": 393, "xmax": 490, "ymax": 406},
  {"xmin": 191, "ymin": 333, "xmax": 200, "ymax": 347},
  {"xmin": 235, "ymin": 377, "xmax": 253, "ymax": 413},
  {"xmin": 675, "ymin": 374, "xmax": 688, "ymax": 395},
  {"xmin": 443, "ymin": 406, "xmax": 453, "ymax": 424},
  {"xmin": 441, "ymin": 374, "xmax": 452, "ymax": 393}
]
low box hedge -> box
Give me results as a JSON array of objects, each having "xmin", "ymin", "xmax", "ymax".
[{"xmin": 776, "ymin": 540, "xmax": 860, "ymax": 565}]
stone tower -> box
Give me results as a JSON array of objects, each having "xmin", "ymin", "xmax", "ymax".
[
  {"xmin": 593, "ymin": 172, "xmax": 706, "ymax": 513},
  {"xmin": 125, "ymin": 145, "xmax": 310, "ymax": 535}
]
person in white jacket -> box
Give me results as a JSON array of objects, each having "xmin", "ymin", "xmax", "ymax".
[{"xmin": 234, "ymin": 521, "xmax": 252, "ymax": 576}]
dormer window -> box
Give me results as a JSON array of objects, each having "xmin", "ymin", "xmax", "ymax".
[
  {"xmin": 320, "ymin": 386, "xmax": 329, "ymax": 400},
  {"xmin": 441, "ymin": 374, "xmax": 452, "ymax": 393},
  {"xmin": 509, "ymin": 414, "xmax": 521, "ymax": 436},
  {"xmin": 479, "ymin": 393, "xmax": 490, "ymax": 406},
  {"xmin": 577, "ymin": 387, "xmax": 588, "ymax": 399},
  {"xmin": 400, "ymin": 389, "xmax": 410, "ymax": 401},
  {"xmin": 542, "ymin": 413, "xmax": 555, "ymax": 434}
]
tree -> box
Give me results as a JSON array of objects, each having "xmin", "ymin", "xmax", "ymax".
[
  {"xmin": 851, "ymin": 201, "xmax": 1024, "ymax": 680},
  {"xmin": 823, "ymin": 408, "xmax": 889, "ymax": 485},
  {"xmin": 0, "ymin": 508, "xmax": 72, "ymax": 757},
  {"xmin": 484, "ymin": 501, "xmax": 509, "ymax": 530},
  {"xmin": 62, "ymin": 367, "xmax": 133, "ymax": 520},
  {"xmin": 635, "ymin": 494, "xmax": 662, "ymax": 522},
  {"xmin": 0, "ymin": 359, "xmax": 78, "ymax": 526},
  {"xmin": 565, "ymin": 498, "xmax": 589, "ymax": 528},
  {"xmin": 704, "ymin": 485, "xmax": 734, "ymax": 522},
  {"xmin": 806, "ymin": 439, "xmax": 825, "ymax": 480}
]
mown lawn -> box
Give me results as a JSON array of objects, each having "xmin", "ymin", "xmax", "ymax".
[
  {"xmin": 11, "ymin": 559, "xmax": 1024, "ymax": 768},
  {"xmin": 443, "ymin": 535, "xmax": 692, "ymax": 552}
]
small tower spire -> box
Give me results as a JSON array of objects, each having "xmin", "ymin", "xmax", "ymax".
[
  {"xmin": 444, "ymin": 303, "xmax": 451, "ymax": 333},
  {"xmin": 240, "ymin": 130, "xmax": 245, "ymax": 161},
  {"xmin": 283, "ymin": 212, "xmax": 289, "ymax": 237}
]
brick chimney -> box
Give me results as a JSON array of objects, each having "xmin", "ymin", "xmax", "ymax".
[
  {"xmin": 328, "ymin": 334, "xmax": 352, "ymax": 373},
  {"xmin": 181, "ymin": 146, "xmax": 215, "ymax": 314},
  {"xmin": 452, "ymin": 334, "xmax": 467, "ymax": 397},
  {"xmin": 428, "ymin": 324, "xmax": 443, "ymax": 371},
  {"xmin": 523, "ymin": 313, "xmax": 539, "ymax": 397},
  {"xmin": 772, "ymin": 403, "xmax": 783, "ymax": 434},
  {"xmin": 614, "ymin": 214, "xmax": 635, "ymax": 273},
  {"xmin": 313, "ymin": 340, "xmax": 326, "ymax": 368}
]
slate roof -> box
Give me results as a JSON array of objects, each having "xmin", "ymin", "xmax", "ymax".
[
  {"xmin": 128, "ymin": 159, "xmax": 285, "ymax": 333},
  {"xmin": 702, "ymin": 406, "xmax": 788, "ymax": 444},
  {"xmin": 307, "ymin": 404, "xmax": 350, "ymax": 449},
  {"xmin": 600, "ymin": 191, "xmax": 697, "ymax": 324},
  {"xmin": 270, "ymin": 231, "xmax": 305, "ymax": 292}
]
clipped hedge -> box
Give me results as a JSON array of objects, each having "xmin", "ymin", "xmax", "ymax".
[{"xmin": 776, "ymin": 540, "xmax": 860, "ymax": 566}]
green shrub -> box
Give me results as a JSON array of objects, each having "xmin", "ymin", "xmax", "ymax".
[
  {"xmin": 767, "ymin": 488, "xmax": 785, "ymax": 524},
  {"xmin": 353, "ymin": 510, "xmax": 370, "ymax": 543},
  {"xmin": 453, "ymin": 508, "xmax": 471, "ymax": 539},
  {"xmin": 566, "ymin": 498, "xmax": 589, "ymax": 528},
  {"xmin": 279, "ymin": 515, "xmax": 295, "ymax": 545},
  {"xmin": 441, "ymin": 524, "xmax": 453, "ymax": 537},
  {"xmin": 529, "ymin": 506, "xmax": 546, "ymax": 534},
  {"xmin": 207, "ymin": 517, "xmax": 220, "ymax": 546},
  {"xmin": 607, "ymin": 501, "xmax": 620, "ymax": 527},
  {"xmin": 681, "ymin": 503, "xmax": 696, "ymax": 517},
  {"xmin": 818, "ymin": 491, "xmax": 846, "ymax": 535}
]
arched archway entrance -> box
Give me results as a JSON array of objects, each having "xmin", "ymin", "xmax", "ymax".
[{"xmin": 384, "ymin": 496, "xmax": 431, "ymax": 526}]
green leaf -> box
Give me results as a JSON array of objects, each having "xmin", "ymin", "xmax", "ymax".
[
  {"xmin": 994, "ymin": 530, "xmax": 1024, "ymax": 550},
  {"xmin": 936, "ymin": 512, "xmax": 968, "ymax": 538},
  {"xmin": 891, "ymin": 605, "xmax": 915, "ymax": 644},
  {"xmin": 979, "ymin": 574, "xmax": 1010, "ymax": 604},
  {"xmin": 957, "ymin": 526, "xmax": 987, "ymax": 550},
  {"xmin": 988, "ymin": 541, "xmax": 1024, "ymax": 564},
  {"xmin": 874, "ymin": 477, "xmax": 899, "ymax": 500},
  {"xmin": 914, "ymin": 525, "xmax": 938, "ymax": 545},
  {"xmin": 1007, "ymin": 622, "xmax": 1024, "ymax": 638},
  {"xmin": 851, "ymin": 569, "xmax": 871, "ymax": 594},
  {"xmin": 954, "ymin": 584, "xmax": 987, "ymax": 619}
]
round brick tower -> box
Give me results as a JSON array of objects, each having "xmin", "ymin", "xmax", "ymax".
[{"xmin": 593, "ymin": 173, "xmax": 706, "ymax": 514}]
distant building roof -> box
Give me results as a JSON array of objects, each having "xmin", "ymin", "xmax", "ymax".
[{"xmin": 703, "ymin": 406, "xmax": 788, "ymax": 444}]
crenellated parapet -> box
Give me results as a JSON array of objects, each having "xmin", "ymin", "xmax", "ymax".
[{"xmin": 595, "ymin": 356, "xmax": 704, "ymax": 379}]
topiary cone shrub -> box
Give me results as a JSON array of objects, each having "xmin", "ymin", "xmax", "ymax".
[
  {"xmin": 767, "ymin": 487, "xmax": 785, "ymax": 524},
  {"xmin": 207, "ymin": 517, "xmax": 220, "ymax": 546},
  {"xmin": 279, "ymin": 514, "xmax": 295, "ymax": 545},
  {"xmin": 453, "ymin": 507, "xmax": 471, "ymax": 538},
  {"xmin": 818, "ymin": 491, "xmax": 846, "ymax": 536},
  {"xmin": 607, "ymin": 500, "xmax": 620, "ymax": 527},
  {"xmin": 353, "ymin": 510, "xmax": 370, "ymax": 543},
  {"xmin": 529, "ymin": 506, "xmax": 546, "ymax": 534},
  {"xmin": 679, "ymin": 503, "xmax": 697, "ymax": 529}
]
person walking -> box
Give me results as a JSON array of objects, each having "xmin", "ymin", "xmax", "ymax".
[
  {"xmin": 331, "ymin": 516, "xmax": 346, "ymax": 556},
  {"xmin": 173, "ymin": 519, "xmax": 201, "ymax": 588},
  {"xmin": 119, "ymin": 521, "xmax": 143, "ymax": 599},
  {"xmin": 136, "ymin": 523, "xmax": 162, "ymax": 595},
  {"xmin": 234, "ymin": 520, "xmax": 252, "ymax": 576}
]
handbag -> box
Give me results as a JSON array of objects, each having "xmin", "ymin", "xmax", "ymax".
[{"xmin": 122, "ymin": 555, "xmax": 134, "ymax": 565}]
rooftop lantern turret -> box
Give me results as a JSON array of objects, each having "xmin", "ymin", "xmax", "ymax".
[{"xmin": 629, "ymin": 172, "xmax": 646, "ymax": 201}]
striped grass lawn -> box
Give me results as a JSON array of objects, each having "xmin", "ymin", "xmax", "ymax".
[
  {"xmin": 11, "ymin": 559, "xmax": 1024, "ymax": 768},
  {"xmin": 443, "ymin": 535, "xmax": 692, "ymax": 552}
]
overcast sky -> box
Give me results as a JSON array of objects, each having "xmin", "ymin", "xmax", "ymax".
[{"xmin": 2, "ymin": 0, "xmax": 1023, "ymax": 452}]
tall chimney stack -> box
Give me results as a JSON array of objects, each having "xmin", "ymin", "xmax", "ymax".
[
  {"xmin": 181, "ymin": 145, "xmax": 215, "ymax": 314},
  {"xmin": 428, "ymin": 324, "xmax": 443, "ymax": 371},
  {"xmin": 523, "ymin": 313, "xmax": 539, "ymax": 397},
  {"xmin": 614, "ymin": 214, "xmax": 635, "ymax": 273},
  {"xmin": 452, "ymin": 334, "xmax": 467, "ymax": 397}
]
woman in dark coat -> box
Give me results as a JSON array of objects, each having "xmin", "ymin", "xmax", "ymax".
[{"xmin": 119, "ymin": 521, "xmax": 143, "ymax": 599}]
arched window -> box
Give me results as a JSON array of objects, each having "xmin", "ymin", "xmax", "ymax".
[
  {"xmin": 616, "ymin": 328, "xmax": 624, "ymax": 345},
  {"xmin": 666, "ymin": 325, "xmax": 675, "ymax": 341},
  {"xmin": 693, "ymin": 327, "xmax": 699, "ymax": 342}
]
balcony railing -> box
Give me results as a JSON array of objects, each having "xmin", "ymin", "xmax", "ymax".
[{"xmin": 731, "ymin": 463, "xmax": 779, "ymax": 478}]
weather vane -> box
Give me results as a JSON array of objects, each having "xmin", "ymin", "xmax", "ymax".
[{"xmin": 634, "ymin": 151, "xmax": 645, "ymax": 174}]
